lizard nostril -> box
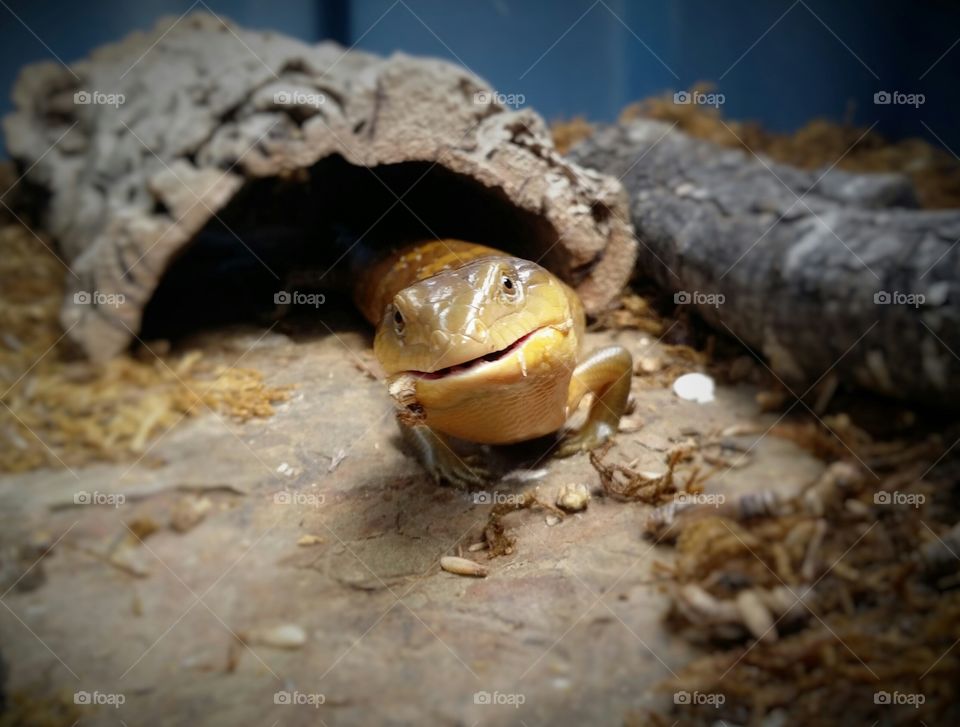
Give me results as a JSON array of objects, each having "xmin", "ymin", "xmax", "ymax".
[
  {"xmin": 431, "ymin": 330, "xmax": 450, "ymax": 349},
  {"xmin": 464, "ymin": 318, "xmax": 487, "ymax": 342}
]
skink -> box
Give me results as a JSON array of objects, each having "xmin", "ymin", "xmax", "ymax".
[{"xmin": 354, "ymin": 239, "xmax": 633, "ymax": 486}]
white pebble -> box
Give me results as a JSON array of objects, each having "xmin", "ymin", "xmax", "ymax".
[{"xmin": 672, "ymin": 373, "xmax": 715, "ymax": 403}]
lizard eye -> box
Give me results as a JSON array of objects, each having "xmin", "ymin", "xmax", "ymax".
[
  {"xmin": 501, "ymin": 274, "xmax": 518, "ymax": 298},
  {"xmin": 393, "ymin": 308, "xmax": 405, "ymax": 335}
]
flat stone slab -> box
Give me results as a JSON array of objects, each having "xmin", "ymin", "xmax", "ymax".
[{"xmin": 0, "ymin": 321, "xmax": 823, "ymax": 725}]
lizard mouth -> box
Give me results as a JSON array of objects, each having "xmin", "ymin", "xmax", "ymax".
[{"xmin": 408, "ymin": 328, "xmax": 541, "ymax": 380}]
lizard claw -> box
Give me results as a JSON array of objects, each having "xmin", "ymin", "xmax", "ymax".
[
  {"xmin": 555, "ymin": 421, "xmax": 616, "ymax": 458},
  {"xmin": 428, "ymin": 449, "xmax": 492, "ymax": 488},
  {"xmin": 398, "ymin": 423, "xmax": 493, "ymax": 488}
]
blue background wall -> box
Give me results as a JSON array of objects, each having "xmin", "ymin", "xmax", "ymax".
[{"xmin": 2, "ymin": 0, "xmax": 958, "ymax": 152}]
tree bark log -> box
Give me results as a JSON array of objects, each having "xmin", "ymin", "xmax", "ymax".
[{"xmin": 572, "ymin": 120, "xmax": 960, "ymax": 405}]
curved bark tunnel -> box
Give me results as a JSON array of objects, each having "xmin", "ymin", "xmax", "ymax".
[{"xmin": 140, "ymin": 156, "xmax": 559, "ymax": 340}]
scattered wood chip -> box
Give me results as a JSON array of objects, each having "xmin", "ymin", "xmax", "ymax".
[
  {"xmin": 557, "ymin": 483, "xmax": 591, "ymax": 513},
  {"xmin": 169, "ymin": 496, "xmax": 213, "ymax": 533},
  {"xmin": 327, "ymin": 448, "xmax": 347, "ymax": 473},
  {"xmin": 590, "ymin": 442, "xmax": 696, "ymax": 504},
  {"xmin": 126, "ymin": 516, "xmax": 161, "ymax": 541},
  {"xmin": 72, "ymin": 544, "xmax": 151, "ymax": 578}
]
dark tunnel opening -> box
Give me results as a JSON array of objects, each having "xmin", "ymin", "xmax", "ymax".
[{"xmin": 139, "ymin": 155, "xmax": 557, "ymax": 340}]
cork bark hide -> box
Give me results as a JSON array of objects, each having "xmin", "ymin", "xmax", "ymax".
[{"xmin": 3, "ymin": 13, "xmax": 635, "ymax": 359}]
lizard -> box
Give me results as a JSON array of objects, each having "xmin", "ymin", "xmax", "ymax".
[{"xmin": 353, "ymin": 239, "xmax": 633, "ymax": 487}]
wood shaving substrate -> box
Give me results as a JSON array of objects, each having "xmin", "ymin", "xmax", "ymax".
[{"xmin": 0, "ymin": 223, "xmax": 291, "ymax": 473}]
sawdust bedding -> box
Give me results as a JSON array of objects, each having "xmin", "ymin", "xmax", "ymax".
[{"xmin": 0, "ymin": 207, "xmax": 290, "ymax": 474}]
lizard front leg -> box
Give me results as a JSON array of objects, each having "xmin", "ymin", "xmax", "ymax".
[
  {"xmin": 556, "ymin": 345, "xmax": 633, "ymax": 457},
  {"xmin": 397, "ymin": 419, "xmax": 491, "ymax": 488}
]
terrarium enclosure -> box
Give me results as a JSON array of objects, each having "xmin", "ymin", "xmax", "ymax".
[{"xmin": 0, "ymin": 2, "xmax": 958, "ymax": 726}]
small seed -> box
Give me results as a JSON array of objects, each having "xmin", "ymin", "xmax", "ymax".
[
  {"xmin": 243, "ymin": 623, "xmax": 308, "ymax": 649},
  {"xmin": 440, "ymin": 556, "xmax": 488, "ymax": 577}
]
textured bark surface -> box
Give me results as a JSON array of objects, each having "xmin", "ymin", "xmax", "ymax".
[
  {"xmin": 573, "ymin": 121, "xmax": 960, "ymax": 405},
  {"xmin": 3, "ymin": 13, "xmax": 635, "ymax": 359}
]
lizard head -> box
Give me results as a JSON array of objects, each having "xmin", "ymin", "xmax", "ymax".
[
  {"xmin": 372, "ymin": 255, "xmax": 583, "ymax": 443},
  {"xmin": 374, "ymin": 255, "xmax": 578, "ymax": 377}
]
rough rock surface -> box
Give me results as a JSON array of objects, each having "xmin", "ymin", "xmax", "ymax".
[
  {"xmin": 3, "ymin": 13, "xmax": 635, "ymax": 359},
  {"xmin": 573, "ymin": 120, "xmax": 960, "ymax": 405},
  {"xmin": 0, "ymin": 320, "xmax": 823, "ymax": 726}
]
